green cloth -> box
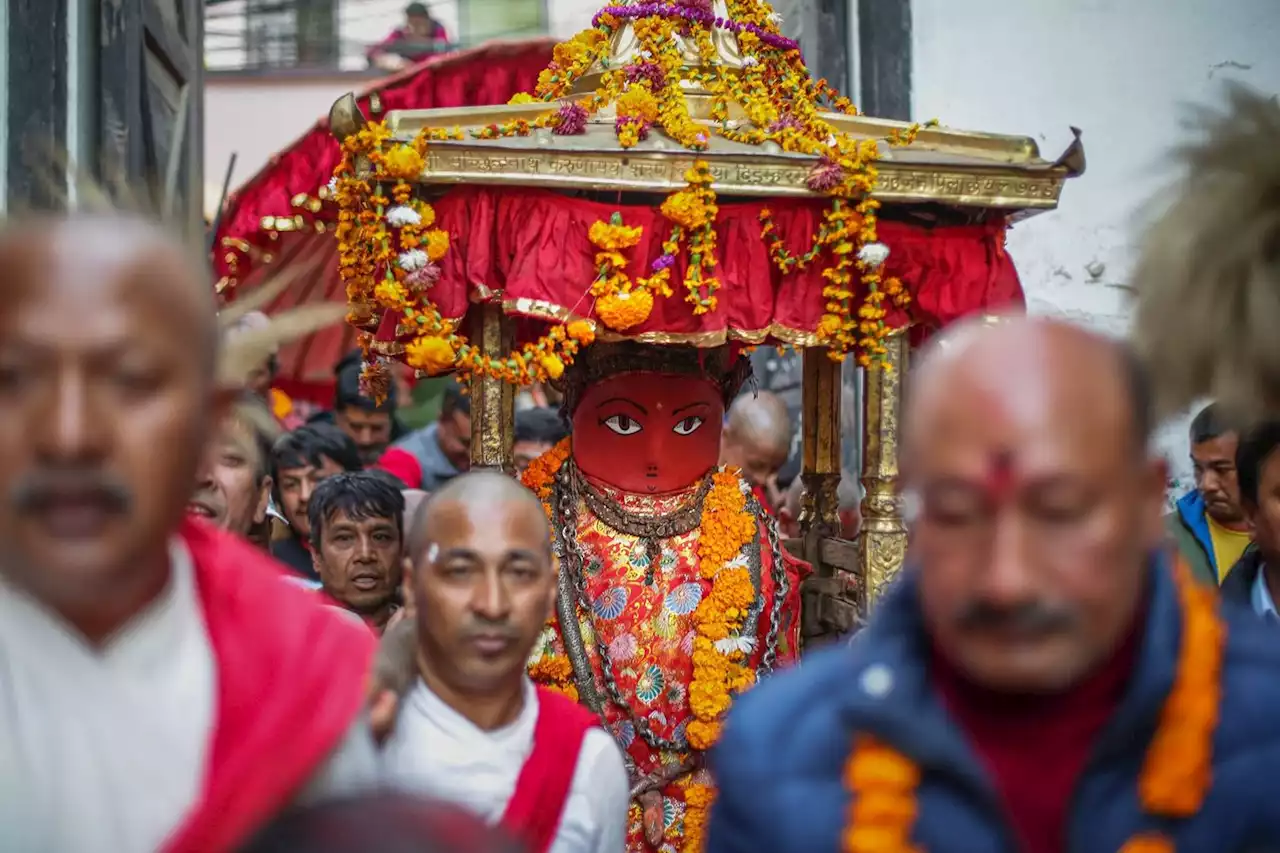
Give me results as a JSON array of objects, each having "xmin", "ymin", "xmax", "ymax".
[
  {"xmin": 398, "ymin": 377, "xmax": 447, "ymax": 431},
  {"xmin": 1163, "ymin": 512, "xmax": 1218, "ymax": 587}
]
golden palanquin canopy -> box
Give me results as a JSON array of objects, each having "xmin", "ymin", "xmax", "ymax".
[{"xmin": 328, "ymin": 0, "xmax": 1082, "ymax": 633}]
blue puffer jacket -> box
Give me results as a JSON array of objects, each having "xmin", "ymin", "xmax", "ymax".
[{"xmin": 706, "ymin": 556, "xmax": 1280, "ymax": 853}]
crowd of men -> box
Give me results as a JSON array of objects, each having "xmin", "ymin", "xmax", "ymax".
[
  {"xmin": 196, "ymin": 327, "xmax": 830, "ymax": 640},
  {"xmin": 3, "ymin": 83, "xmax": 1279, "ymax": 853}
]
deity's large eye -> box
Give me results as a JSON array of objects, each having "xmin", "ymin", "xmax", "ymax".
[
  {"xmin": 603, "ymin": 414, "xmax": 643, "ymax": 436},
  {"xmin": 672, "ymin": 416, "xmax": 705, "ymax": 436}
]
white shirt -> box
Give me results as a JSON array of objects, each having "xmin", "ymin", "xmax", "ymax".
[
  {"xmin": 0, "ymin": 537, "xmax": 381, "ymax": 853},
  {"xmin": 381, "ymin": 677, "xmax": 630, "ymax": 853}
]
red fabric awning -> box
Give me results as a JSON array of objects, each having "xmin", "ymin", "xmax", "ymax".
[
  {"xmin": 363, "ymin": 186, "xmax": 1023, "ymax": 356},
  {"xmin": 211, "ymin": 40, "xmax": 555, "ymax": 404}
]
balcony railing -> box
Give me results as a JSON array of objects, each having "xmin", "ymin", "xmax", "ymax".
[{"xmin": 205, "ymin": 0, "xmax": 549, "ymax": 74}]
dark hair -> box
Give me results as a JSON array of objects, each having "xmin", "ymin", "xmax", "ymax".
[
  {"xmin": 441, "ymin": 376, "xmax": 471, "ymax": 417},
  {"xmin": 1189, "ymin": 402, "xmax": 1236, "ymax": 445},
  {"xmin": 271, "ymin": 424, "xmax": 362, "ymax": 485},
  {"xmin": 237, "ymin": 793, "xmax": 521, "ymax": 853},
  {"xmin": 1236, "ymin": 420, "xmax": 1280, "ymax": 507},
  {"xmin": 515, "ymin": 407, "xmax": 569, "ymax": 444},
  {"xmin": 405, "ymin": 1, "xmax": 431, "ymax": 17},
  {"xmin": 308, "ymin": 471, "xmax": 406, "ymax": 549}
]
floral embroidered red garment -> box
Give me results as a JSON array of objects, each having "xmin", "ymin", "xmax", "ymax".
[{"xmin": 530, "ymin": 475, "xmax": 804, "ymax": 852}]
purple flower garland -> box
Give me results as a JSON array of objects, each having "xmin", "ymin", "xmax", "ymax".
[{"xmin": 591, "ymin": 3, "xmax": 800, "ymax": 53}]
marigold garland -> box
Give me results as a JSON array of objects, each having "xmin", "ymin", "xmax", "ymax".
[
  {"xmin": 839, "ymin": 560, "xmax": 1223, "ymax": 852},
  {"xmin": 388, "ymin": 0, "xmax": 940, "ymax": 370},
  {"xmin": 519, "ymin": 444, "xmax": 761, "ymax": 853},
  {"xmin": 589, "ymin": 213, "xmax": 661, "ymax": 331},
  {"xmin": 333, "ymin": 129, "xmax": 597, "ymax": 385}
]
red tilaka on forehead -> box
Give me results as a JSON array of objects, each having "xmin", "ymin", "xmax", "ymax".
[{"xmin": 983, "ymin": 449, "xmax": 1018, "ymax": 504}]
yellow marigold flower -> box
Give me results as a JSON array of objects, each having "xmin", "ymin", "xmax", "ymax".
[
  {"xmin": 373, "ymin": 280, "xmax": 408, "ymax": 309},
  {"xmin": 424, "ymin": 229, "xmax": 450, "ymax": 262},
  {"xmin": 508, "ymin": 92, "xmax": 537, "ymax": 104},
  {"xmin": 660, "ymin": 191, "xmax": 708, "ymax": 229},
  {"xmin": 617, "ymin": 87, "xmax": 659, "ymax": 123},
  {"xmin": 540, "ymin": 354, "xmax": 565, "ymax": 380},
  {"xmin": 405, "ymin": 335, "xmax": 456, "ymax": 373},
  {"xmin": 588, "ymin": 219, "xmax": 643, "ymax": 251},
  {"xmin": 818, "ymin": 313, "xmax": 843, "ymax": 336},
  {"xmin": 382, "ymin": 145, "xmax": 424, "ymax": 180}
]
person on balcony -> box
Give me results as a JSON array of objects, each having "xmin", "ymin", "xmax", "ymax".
[{"xmin": 367, "ymin": 2, "xmax": 451, "ymax": 72}]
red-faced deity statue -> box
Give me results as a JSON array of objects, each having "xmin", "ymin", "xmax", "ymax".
[
  {"xmin": 561, "ymin": 343, "xmax": 748, "ymax": 496},
  {"xmin": 572, "ymin": 373, "xmax": 725, "ymax": 495}
]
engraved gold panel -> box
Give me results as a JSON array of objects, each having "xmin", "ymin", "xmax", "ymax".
[{"xmin": 412, "ymin": 146, "xmax": 1065, "ymax": 209}]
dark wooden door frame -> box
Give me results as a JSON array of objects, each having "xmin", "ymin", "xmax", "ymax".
[
  {"xmin": 6, "ymin": 0, "xmax": 70, "ymax": 209},
  {"xmin": 857, "ymin": 0, "xmax": 912, "ymax": 121},
  {"xmin": 98, "ymin": 0, "xmax": 203, "ymax": 236}
]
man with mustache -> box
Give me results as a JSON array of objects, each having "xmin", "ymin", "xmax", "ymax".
[
  {"xmin": 380, "ymin": 472, "xmax": 629, "ymax": 853},
  {"xmin": 0, "ymin": 214, "xmax": 381, "ymax": 853},
  {"xmin": 706, "ymin": 317, "xmax": 1280, "ymax": 853},
  {"xmin": 188, "ymin": 395, "xmax": 277, "ymax": 541},
  {"xmin": 309, "ymin": 471, "xmax": 405, "ymax": 633}
]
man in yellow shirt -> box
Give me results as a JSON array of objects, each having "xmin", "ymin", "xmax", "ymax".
[{"xmin": 1166, "ymin": 403, "xmax": 1252, "ymax": 584}]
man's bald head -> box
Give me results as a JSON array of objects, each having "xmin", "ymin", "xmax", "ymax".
[
  {"xmin": 403, "ymin": 471, "xmax": 556, "ymax": 698},
  {"xmin": 722, "ymin": 391, "xmax": 793, "ymax": 489},
  {"xmin": 0, "ymin": 214, "xmax": 220, "ymax": 377},
  {"xmin": 908, "ymin": 317, "xmax": 1153, "ymax": 458},
  {"xmin": 905, "ymin": 316, "xmax": 1168, "ymax": 696},
  {"xmin": 406, "ymin": 471, "xmax": 549, "ymax": 564},
  {"xmin": 0, "ymin": 212, "xmax": 224, "ymax": 641}
]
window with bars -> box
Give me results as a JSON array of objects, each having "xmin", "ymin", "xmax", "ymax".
[{"xmin": 206, "ymin": 0, "xmax": 341, "ymax": 72}]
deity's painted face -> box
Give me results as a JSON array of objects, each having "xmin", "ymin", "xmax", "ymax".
[{"xmin": 572, "ymin": 372, "xmax": 725, "ymax": 494}]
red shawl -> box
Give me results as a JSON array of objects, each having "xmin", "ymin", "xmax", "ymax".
[
  {"xmin": 500, "ymin": 686, "xmax": 599, "ymax": 853},
  {"xmin": 163, "ymin": 518, "xmax": 378, "ymax": 852}
]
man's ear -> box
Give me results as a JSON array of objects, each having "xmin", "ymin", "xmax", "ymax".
[
  {"xmin": 542, "ymin": 553, "xmax": 560, "ymax": 618},
  {"xmin": 401, "ymin": 557, "xmax": 417, "ymax": 620},
  {"xmin": 311, "ymin": 546, "xmax": 324, "ymax": 581},
  {"xmin": 254, "ymin": 476, "xmax": 273, "ymax": 525}
]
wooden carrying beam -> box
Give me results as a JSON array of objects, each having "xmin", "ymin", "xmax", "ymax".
[
  {"xmin": 797, "ymin": 350, "xmax": 858, "ymax": 647},
  {"xmin": 468, "ymin": 303, "xmax": 515, "ymax": 472}
]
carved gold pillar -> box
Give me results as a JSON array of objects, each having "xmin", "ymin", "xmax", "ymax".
[
  {"xmin": 468, "ymin": 303, "xmax": 515, "ymax": 473},
  {"xmin": 859, "ymin": 330, "xmax": 908, "ymax": 608}
]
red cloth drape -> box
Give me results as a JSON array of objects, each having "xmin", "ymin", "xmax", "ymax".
[
  {"xmin": 215, "ymin": 40, "xmax": 555, "ymax": 288},
  {"xmin": 210, "ymin": 40, "xmax": 555, "ymax": 399},
  {"xmin": 371, "ymin": 185, "xmax": 1024, "ymax": 352}
]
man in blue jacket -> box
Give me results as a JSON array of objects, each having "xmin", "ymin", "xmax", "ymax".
[
  {"xmin": 1166, "ymin": 403, "xmax": 1252, "ymax": 585},
  {"xmin": 707, "ymin": 317, "xmax": 1280, "ymax": 853}
]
